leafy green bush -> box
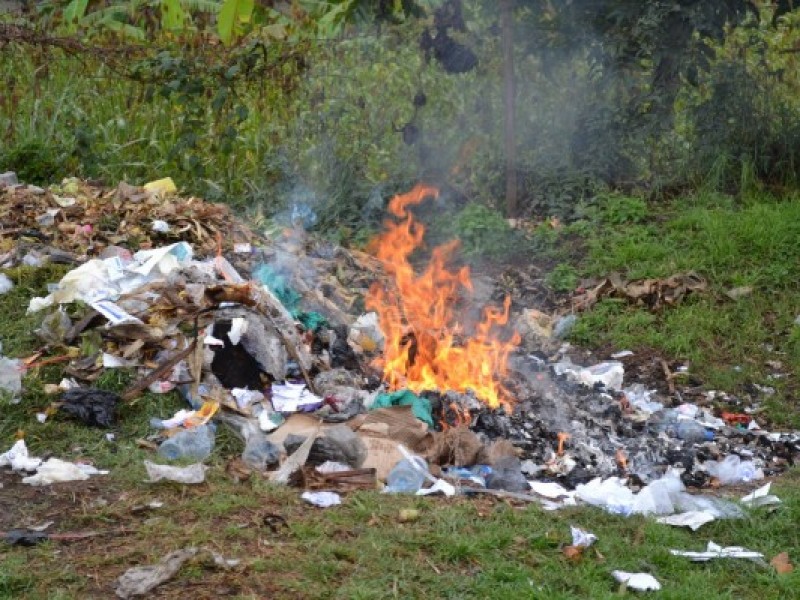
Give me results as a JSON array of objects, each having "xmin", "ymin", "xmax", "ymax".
[
  {"xmin": 0, "ymin": 140, "xmax": 75, "ymax": 185},
  {"xmin": 447, "ymin": 203, "xmax": 518, "ymax": 260},
  {"xmin": 545, "ymin": 263, "xmax": 580, "ymax": 293},
  {"xmin": 599, "ymin": 194, "xmax": 649, "ymax": 225}
]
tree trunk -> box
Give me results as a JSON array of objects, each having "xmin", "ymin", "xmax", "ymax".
[{"xmin": 500, "ymin": 0, "xmax": 517, "ymax": 217}]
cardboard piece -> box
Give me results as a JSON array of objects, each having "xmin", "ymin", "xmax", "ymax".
[{"xmin": 355, "ymin": 406, "xmax": 430, "ymax": 480}]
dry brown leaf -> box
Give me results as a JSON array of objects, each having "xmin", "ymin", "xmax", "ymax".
[
  {"xmin": 771, "ymin": 552, "xmax": 794, "ymax": 574},
  {"xmin": 562, "ymin": 545, "xmax": 584, "ymax": 561}
]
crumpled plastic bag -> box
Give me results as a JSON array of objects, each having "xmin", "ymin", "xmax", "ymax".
[
  {"xmin": 115, "ymin": 546, "xmax": 239, "ymax": 599},
  {"xmin": 0, "ymin": 439, "xmax": 42, "ymax": 471},
  {"xmin": 612, "ymin": 571, "xmax": 661, "ymax": 591},
  {"xmin": 144, "ymin": 461, "xmax": 207, "ymax": 484},
  {"xmin": 0, "ymin": 273, "xmax": 13, "ymax": 294},
  {"xmin": 0, "ymin": 356, "xmax": 23, "ymax": 399},
  {"xmin": 22, "ymin": 458, "xmax": 107, "ymax": 486}
]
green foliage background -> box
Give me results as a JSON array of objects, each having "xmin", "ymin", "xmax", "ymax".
[{"xmin": 3, "ymin": 0, "xmax": 800, "ymax": 233}]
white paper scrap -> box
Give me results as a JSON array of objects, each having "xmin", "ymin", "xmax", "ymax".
[
  {"xmin": 271, "ymin": 382, "xmax": 323, "ymax": 412},
  {"xmin": 670, "ymin": 541, "xmax": 764, "ymax": 562},
  {"xmin": 656, "ymin": 511, "xmax": 716, "ymax": 531},
  {"xmin": 90, "ymin": 300, "xmax": 143, "ymax": 326},
  {"xmin": 612, "ymin": 571, "xmax": 661, "ymax": 591}
]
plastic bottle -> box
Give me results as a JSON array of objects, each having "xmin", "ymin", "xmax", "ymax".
[
  {"xmin": 676, "ymin": 420, "xmax": 714, "ymax": 443},
  {"xmin": 385, "ymin": 456, "xmax": 428, "ymax": 493},
  {"xmin": 242, "ymin": 432, "xmax": 281, "ymax": 470},
  {"xmin": 708, "ymin": 455, "xmax": 761, "ymax": 485},
  {"xmin": 157, "ymin": 424, "xmax": 215, "ymax": 461}
]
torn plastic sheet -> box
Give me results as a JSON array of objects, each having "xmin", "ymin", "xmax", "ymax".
[
  {"xmin": 574, "ymin": 471, "xmax": 744, "ymax": 518},
  {"xmin": 0, "ymin": 440, "xmax": 42, "ymax": 471},
  {"xmin": 528, "ymin": 480, "xmax": 578, "ymax": 510},
  {"xmin": 115, "ymin": 546, "xmax": 238, "ymax": 599},
  {"xmin": 271, "ymin": 382, "xmax": 323, "ymax": 412},
  {"xmin": 553, "ymin": 359, "xmax": 625, "ymax": 391},
  {"xmin": 301, "ymin": 491, "xmax": 342, "ymax": 508},
  {"xmin": 656, "ymin": 511, "xmax": 716, "ymax": 531},
  {"xmin": 144, "ymin": 461, "xmax": 207, "ymax": 484},
  {"xmin": 611, "ymin": 571, "xmax": 661, "ymax": 592},
  {"xmin": 670, "ymin": 541, "xmax": 764, "ymax": 562},
  {"xmin": 129, "ymin": 242, "xmax": 192, "ymax": 277}
]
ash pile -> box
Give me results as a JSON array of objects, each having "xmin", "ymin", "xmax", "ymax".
[{"xmin": 1, "ymin": 176, "xmax": 798, "ymax": 520}]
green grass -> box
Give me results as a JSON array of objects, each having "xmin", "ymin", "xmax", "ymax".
[
  {"xmin": 555, "ymin": 191, "xmax": 800, "ymax": 425},
  {"xmin": 2, "ymin": 470, "xmax": 800, "ymax": 598}
]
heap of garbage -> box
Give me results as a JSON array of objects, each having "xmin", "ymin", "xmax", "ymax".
[{"xmin": 1, "ymin": 173, "xmax": 799, "ymax": 523}]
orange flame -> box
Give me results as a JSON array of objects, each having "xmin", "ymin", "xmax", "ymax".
[
  {"xmin": 366, "ymin": 184, "xmax": 520, "ymax": 409},
  {"xmin": 440, "ymin": 401, "xmax": 472, "ymax": 430}
]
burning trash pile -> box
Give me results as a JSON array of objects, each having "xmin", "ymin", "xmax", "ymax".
[{"xmin": 1, "ymin": 176, "xmax": 799, "ymax": 523}]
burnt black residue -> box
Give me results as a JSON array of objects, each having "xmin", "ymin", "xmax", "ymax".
[{"xmin": 210, "ymin": 321, "xmax": 265, "ymax": 390}]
